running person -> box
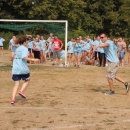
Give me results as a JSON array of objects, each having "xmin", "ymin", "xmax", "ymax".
[
  {"xmin": 96, "ymin": 33, "xmax": 130, "ymax": 95},
  {"xmin": 11, "ymin": 36, "xmax": 40, "ymax": 104}
]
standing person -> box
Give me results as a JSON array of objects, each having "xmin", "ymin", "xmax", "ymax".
[
  {"xmin": 47, "ymin": 33, "xmax": 54, "ymax": 43},
  {"xmin": 73, "ymin": 37, "xmax": 82, "ymax": 67},
  {"xmin": 67, "ymin": 38, "xmax": 74, "ymax": 65},
  {"xmin": 93, "ymin": 35, "xmax": 100, "ymax": 66},
  {"xmin": 46, "ymin": 37, "xmax": 54, "ymax": 61},
  {"xmin": 33, "ymin": 37, "xmax": 41, "ymax": 61},
  {"xmin": 9, "ymin": 36, "xmax": 19, "ymax": 65},
  {"xmin": 52, "ymin": 35, "xmax": 63, "ymax": 65},
  {"xmin": 128, "ymin": 43, "xmax": 130, "ymax": 64},
  {"xmin": 96, "ymin": 33, "xmax": 130, "ymax": 95},
  {"xmin": 27, "ymin": 36, "xmax": 34, "ymax": 64},
  {"xmin": 40, "ymin": 36, "xmax": 47, "ymax": 63},
  {"xmin": 11, "ymin": 36, "xmax": 40, "ymax": 104},
  {"xmin": 0, "ymin": 36, "xmax": 5, "ymax": 55},
  {"xmin": 98, "ymin": 40, "xmax": 106, "ymax": 67},
  {"xmin": 117, "ymin": 37, "xmax": 126, "ymax": 66}
]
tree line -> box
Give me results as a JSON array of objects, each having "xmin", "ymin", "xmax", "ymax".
[{"xmin": 0, "ymin": 0, "xmax": 130, "ymax": 38}]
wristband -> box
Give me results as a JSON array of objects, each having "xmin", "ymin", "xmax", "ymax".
[{"xmin": 31, "ymin": 58, "xmax": 34, "ymax": 61}]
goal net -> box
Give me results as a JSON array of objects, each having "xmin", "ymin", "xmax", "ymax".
[{"xmin": 0, "ymin": 19, "xmax": 68, "ymax": 64}]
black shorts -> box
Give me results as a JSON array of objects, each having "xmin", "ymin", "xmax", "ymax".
[
  {"xmin": 12, "ymin": 73, "xmax": 30, "ymax": 81},
  {"xmin": 0, "ymin": 46, "xmax": 3, "ymax": 47}
]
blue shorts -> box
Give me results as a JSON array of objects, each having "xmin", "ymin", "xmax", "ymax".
[
  {"xmin": 74, "ymin": 52, "xmax": 81, "ymax": 56},
  {"xmin": 118, "ymin": 52, "xmax": 125, "ymax": 60},
  {"xmin": 12, "ymin": 73, "xmax": 30, "ymax": 81}
]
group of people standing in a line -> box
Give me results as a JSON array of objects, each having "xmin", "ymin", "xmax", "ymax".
[{"xmin": 67, "ymin": 35, "xmax": 129, "ymax": 68}]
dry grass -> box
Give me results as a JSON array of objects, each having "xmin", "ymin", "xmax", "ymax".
[{"xmin": 0, "ymin": 50, "xmax": 130, "ymax": 130}]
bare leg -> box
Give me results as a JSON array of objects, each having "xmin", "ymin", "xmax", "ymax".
[
  {"xmin": 107, "ymin": 79, "xmax": 114, "ymax": 91},
  {"xmin": 12, "ymin": 81, "xmax": 20, "ymax": 100},
  {"xmin": 115, "ymin": 76, "xmax": 125, "ymax": 84},
  {"xmin": 20, "ymin": 80, "xmax": 30, "ymax": 92}
]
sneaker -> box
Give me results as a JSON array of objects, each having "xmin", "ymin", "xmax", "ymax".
[
  {"xmin": 19, "ymin": 91, "xmax": 26, "ymax": 98},
  {"xmin": 52, "ymin": 63, "xmax": 55, "ymax": 66},
  {"xmin": 11, "ymin": 100, "xmax": 15, "ymax": 104},
  {"xmin": 124, "ymin": 82, "xmax": 130, "ymax": 93},
  {"xmin": 105, "ymin": 90, "xmax": 115, "ymax": 95}
]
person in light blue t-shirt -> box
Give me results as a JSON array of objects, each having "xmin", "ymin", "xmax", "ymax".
[
  {"xmin": 73, "ymin": 37, "xmax": 83, "ymax": 67},
  {"xmin": 9, "ymin": 36, "xmax": 19, "ymax": 65},
  {"xmin": 27, "ymin": 36, "xmax": 34, "ymax": 64},
  {"xmin": 0, "ymin": 36, "xmax": 5, "ymax": 55},
  {"xmin": 40, "ymin": 36, "xmax": 47, "ymax": 63},
  {"xmin": 67, "ymin": 38, "xmax": 74, "ymax": 65},
  {"xmin": 11, "ymin": 36, "xmax": 40, "ymax": 104},
  {"xmin": 96, "ymin": 33, "xmax": 130, "ymax": 95}
]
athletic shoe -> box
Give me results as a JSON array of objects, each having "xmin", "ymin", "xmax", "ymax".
[
  {"xmin": 19, "ymin": 91, "xmax": 26, "ymax": 98},
  {"xmin": 105, "ymin": 90, "xmax": 115, "ymax": 95},
  {"xmin": 11, "ymin": 100, "xmax": 15, "ymax": 104},
  {"xmin": 52, "ymin": 63, "xmax": 55, "ymax": 66},
  {"xmin": 124, "ymin": 82, "xmax": 130, "ymax": 93}
]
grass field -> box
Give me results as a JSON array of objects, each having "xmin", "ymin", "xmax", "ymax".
[{"xmin": 0, "ymin": 50, "xmax": 130, "ymax": 130}]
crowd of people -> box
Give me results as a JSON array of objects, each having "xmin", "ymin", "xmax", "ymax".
[
  {"xmin": 0, "ymin": 33, "xmax": 130, "ymax": 104},
  {"xmin": 0, "ymin": 33, "xmax": 130, "ymax": 67}
]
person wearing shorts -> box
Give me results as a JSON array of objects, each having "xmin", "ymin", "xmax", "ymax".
[
  {"xmin": 67, "ymin": 38, "xmax": 74, "ymax": 65},
  {"xmin": 11, "ymin": 36, "xmax": 40, "ymax": 104},
  {"xmin": 117, "ymin": 37, "xmax": 126, "ymax": 66},
  {"xmin": 52, "ymin": 35, "xmax": 63, "ymax": 65},
  {"xmin": 73, "ymin": 38, "xmax": 82, "ymax": 67},
  {"xmin": 96, "ymin": 33, "xmax": 130, "ymax": 95},
  {"xmin": 27, "ymin": 36, "xmax": 34, "ymax": 64},
  {"xmin": 0, "ymin": 36, "xmax": 5, "ymax": 55},
  {"xmin": 40, "ymin": 36, "xmax": 47, "ymax": 63}
]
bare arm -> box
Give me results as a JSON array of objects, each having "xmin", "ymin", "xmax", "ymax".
[{"xmin": 23, "ymin": 57, "xmax": 40, "ymax": 63}]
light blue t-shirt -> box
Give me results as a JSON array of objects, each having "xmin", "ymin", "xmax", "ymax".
[
  {"xmin": 73, "ymin": 43, "xmax": 82, "ymax": 52},
  {"xmin": 93, "ymin": 40, "xmax": 100, "ymax": 52},
  {"xmin": 12, "ymin": 46, "xmax": 29, "ymax": 74},
  {"xmin": 98, "ymin": 41, "xmax": 104, "ymax": 53},
  {"xmin": 83, "ymin": 41, "xmax": 90, "ymax": 51},
  {"xmin": 103, "ymin": 40, "xmax": 119, "ymax": 63},
  {"xmin": 67, "ymin": 41, "xmax": 73, "ymax": 53},
  {"xmin": 61, "ymin": 50, "xmax": 65, "ymax": 58},
  {"xmin": 34, "ymin": 42, "xmax": 41, "ymax": 51},
  {"xmin": 0, "ymin": 38, "xmax": 5, "ymax": 46},
  {"xmin": 27, "ymin": 40, "xmax": 33, "ymax": 49},
  {"xmin": 40, "ymin": 40, "xmax": 46, "ymax": 51}
]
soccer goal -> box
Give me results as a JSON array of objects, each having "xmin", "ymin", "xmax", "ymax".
[{"xmin": 0, "ymin": 19, "xmax": 68, "ymax": 64}]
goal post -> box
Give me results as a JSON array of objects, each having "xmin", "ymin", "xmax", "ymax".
[{"xmin": 0, "ymin": 19, "xmax": 68, "ymax": 64}]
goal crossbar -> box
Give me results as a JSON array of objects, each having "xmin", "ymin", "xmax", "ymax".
[{"xmin": 0, "ymin": 19, "xmax": 68, "ymax": 64}]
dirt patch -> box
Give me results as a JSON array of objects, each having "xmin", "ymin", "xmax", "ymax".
[{"xmin": 0, "ymin": 50, "xmax": 130, "ymax": 130}]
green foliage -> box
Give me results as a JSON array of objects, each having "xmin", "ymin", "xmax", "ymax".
[{"xmin": 0, "ymin": 0, "xmax": 130, "ymax": 37}]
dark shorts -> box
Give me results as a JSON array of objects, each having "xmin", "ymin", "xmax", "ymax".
[
  {"xmin": 28, "ymin": 48, "xmax": 33, "ymax": 53},
  {"xmin": 12, "ymin": 73, "xmax": 30, "ymax": 81},
  {"xmin": 0, "ymin": 46, "xmax": 3, "ymax": 47},
  {"xmin": 53, "ymin": 50, "xmax": 61, "ymax": 59}
]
